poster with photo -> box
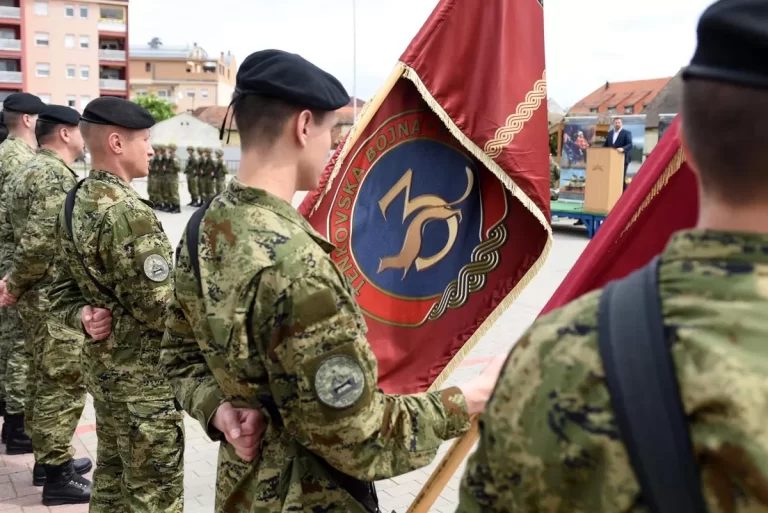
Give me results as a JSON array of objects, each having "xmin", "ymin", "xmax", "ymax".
[{"xmin": 559, "ymin": 167, "xmax": 586, "ymax": 202}]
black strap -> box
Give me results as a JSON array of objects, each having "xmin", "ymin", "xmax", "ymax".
[
  {"xmin": 598, "ymin": 257, "xmax": 707, "ymax": 513},
  {"xmin": 185, "ymin": 197, "xmax": 215, "ymax": 296}
]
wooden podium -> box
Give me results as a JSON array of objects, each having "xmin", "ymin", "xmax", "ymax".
[{"xmin": 584, "ymin": 147, "xmax": 625, "ymax": 214}]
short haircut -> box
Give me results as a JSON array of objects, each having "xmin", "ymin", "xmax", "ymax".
[
  {"xmin": 3, "ymin": 111, "xmax": 24, "ymax": 131},
  {"xmin": 682, "ymin": 78, "xmax": 768, "ymax": 204},
  {"xmin": 233, "ymin": 94, "xmax": 327, "ymax": 151},
  {"xmin": 35, "ymin": 121, "xmax": 63, "ymax": 146},
  {"xmin": 80, "ymin": 121, "xmax": 135, "ymax": 154}
]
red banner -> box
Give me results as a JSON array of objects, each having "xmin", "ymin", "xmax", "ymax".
[
  {"xmin": 540, "ymin": 116, "xmax": 700, "ymax": 316},
  {"xmin": 299, "ymin": 0, "xmax": 550, "ymax": 394}
]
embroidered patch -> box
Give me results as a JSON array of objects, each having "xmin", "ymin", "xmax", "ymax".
[
  {"xmin": 143, "ymin": 254, "xmax": 170, "ymax": 282},
  {"xmin": 314, "ymin": 355, "xmax": 366, "ymax": 409}
]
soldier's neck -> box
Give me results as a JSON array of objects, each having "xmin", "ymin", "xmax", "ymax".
[
  {"xmin": 697, "ymin": 197, "xmax": 768, "ymax": 235},
  {"xmin": 8, "ymin": 129, "xmax": 37, "ymax": 150},
  {"xmin": 238, "ymin": 152, "xmax": 297, "ymax": 205}
]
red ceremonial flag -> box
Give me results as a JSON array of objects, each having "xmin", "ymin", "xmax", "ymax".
[
  {"xmin": 298, "ymin": 0, "xmax": 551, "ymax": 394},
  {"xmin": 539, "ymin": 116, "xmax": 700, "ymax": 316}
]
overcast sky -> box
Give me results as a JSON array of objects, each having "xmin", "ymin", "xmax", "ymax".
[{"xmin": 129, "ymin": 0, "xmax": 714, "ymax": 109}]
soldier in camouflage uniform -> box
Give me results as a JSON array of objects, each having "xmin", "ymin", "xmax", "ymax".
[
  {"xmin": 0, "ymin": 105, "xmax": 92, "ymax": 504},
  {"xmin": 0, "ymin": 93, "xmax": 44, "ymax": 454},
  {"xmin": 213, "ymin": 148, "xmax": 228, "ymax": 195},
  {"xmin": 549, "ymin": 154, "xmax": 560, "ymax": 200},
  {"xmin": 185, "ymin": 146, "xmax": 200, "ymax": 207},
  {"xmin": 164, "ymin": 143, "xmax": 181, "ymax": 213},
  {"xmin": 148, "ymin": 145, "xmax": 158, "ymax": 204},
  {"xmin": 161, "ymin": 50, "xmax": 502, "ymax": 512},
  {"xmin": 47, "ymin": 97, "xmax": 184, "ymax": 513},
  {"xmin": 153, "ymin": 144, "xmax": 167, "ymax": 211},
  {"xmin": 458, "ymin": 2, "xmax": 768, "ymax": 511},
  {"xmin": 201, "ymin": 147, "xmax": 217, "ymax": 201}
]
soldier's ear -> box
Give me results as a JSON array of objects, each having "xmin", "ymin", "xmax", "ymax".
[{"xmin": 107, "ymin": 132, "xmax": 123, "ymax": 155}]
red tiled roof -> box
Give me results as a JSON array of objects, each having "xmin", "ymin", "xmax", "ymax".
[
  {"xmin": 194, "ymin": 106, "xmax": 237, "ymax": 131},
  {"xmin": 569, "ymin": 77, "xmax": 672, "ymax": 115}
]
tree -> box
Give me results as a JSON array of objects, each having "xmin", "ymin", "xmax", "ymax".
[{"xmin": 133, "ymin": 95, "xmax": 175, "ymax": 123}]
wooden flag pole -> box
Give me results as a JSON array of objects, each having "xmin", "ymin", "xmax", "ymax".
[{"xmin": 406, "ymin": 417, "xmax": 480, "ymax": 513}]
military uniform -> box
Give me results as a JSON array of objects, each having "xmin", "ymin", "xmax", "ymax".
[
  {"xmin": 213, "ymin": 149, "xmax": 228, "ymax": 196},
  {"xmin": 163, "ymin": 144, "xmax": 181, "ymax": 213},
  {"xmin": 549, "ymin": 156, "xmax": 560, "ymax": 200},
  {"xmin": 185, "ymin": 146, "xmax": 200, "ymax": 206},
  {"xmin": 199, "ymin": 148, "xmax": 215, "ymax": 201},
  {"xmin": 48, "ymin": 98, "xmax": 184, "ymax": 513},
  {"xmin": 151, "ymin": 145, "xmax": 165, "ymax": 209}
]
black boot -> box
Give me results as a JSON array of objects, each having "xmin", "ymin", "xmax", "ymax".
[
  {"xmin": 187, "ymin": 199, "xmax": 197, "ymax": 207},
  {"xmin": 34, "ymin": 458, "xmax": 92, "ymax": 486},
  {"xmin": 169, "ymin": 204, "xmax": 181, "ymax": 214},
  {"xmin": 5, "ymin": 413, "xmax": 33, "ymax": 455},
  {"xmin": 1, "ymin": 422, "xmax": 7, "ymax": 444},
  {"xmin": 41, "ymin": 460, "xmax": 91, "ymax": 506},
  {"xmin": 0, "ymin": 399, "xmax": 5, "ymax": 416}
]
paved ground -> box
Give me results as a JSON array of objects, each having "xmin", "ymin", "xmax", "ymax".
[{"xmin": 0, "ymin": 177, "xmax": 590, "ymax": 512}]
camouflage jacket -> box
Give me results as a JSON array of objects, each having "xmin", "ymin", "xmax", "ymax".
[
  {"xmin": 213, "ymin": 159, "xmax": 228, "ymax": 179},
  {"xmin": 458, "ymin": 230, "xmax": 768, "ymax": 513},
  {"xmin": 48, "ymin": 169, "xmax": 175, "ymax": 403},
  {"xmin": 549, "ymin": 159, "xmax": 560, "ymax": 189},
  {"xmin": 6, "ymin": 149, "xmax": 78, "ymax": 299},
  {"xmin": 200, "ymin": 156, "xmax": 215, "ymax": 177},
  {"xmin": 149, "ymin": 155, "xmax": 159, "ymax": 174},
  {"xmin": 161, "ymin": 179, "xmax": 470, "ymax": 512},
  {"xmin": 0, "ymin": 136, "xmax": 37, "ymax": 272},
  {"xmin": 167, "ymin": 155, "xmax": 181, "ymax": 175},
  {"xmin": 185, "ymin": 155, "xmax": 199, "ymax": 175}
]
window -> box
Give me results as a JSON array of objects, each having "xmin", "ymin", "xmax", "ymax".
[
  {"xmin": 145, "ymin": 62, "xmax": 151, "ymax": 72},
  {"xmin": 99, "ymin": 6, "xmax": 124, "ymax": 21},
  {"xmin": 624, "ymin": 106, "xmax": 634, "ymax": 115},
  {"xmin": 66, "ymin": 65, "xmax": 75, "ymax": 78},
  {"xmin": 136, "ymin": 89, "xmax": 147, "ymax": 97},
  {"xmin": 80, "ymin": 95, "xmax": 90, "ymax": 109},
  {"xmin": 589, "ymin": 107, "xmax": 598, "ymax": 113},
  {"xmin": 80, "ymin": 65, "xmax": 89, "ymax": 79},
  {"xmin": 34, "ymin": 32, "xmax": 49, "ymax": 46},
  {"xmin": 157, "ymin": 90, "xmax": 169, "ymax": 98},
  {"xmin": 79, "ymin": 5, "xmax": 88, "ymax": 18},
  {"xmin": 186, "ymin": 90, "xmax": 195, "ymax": 98},
  {"xmin": 66, "ymin": 95, "xmax": 76, "ymax": 108},
  {"xmin": 64, "ymin": 4, "xmax": 74, "ymax": 17},
  {"xmin": 34, "ymin": 2, "xmax": 48, "ymax": 15},
  {"xmin": 0, "ymin": 28, "xmax": 15, "ymax": 40},
  {"xmin": 38, "ymin": 94, "xmax": 51, "ymax": 104},
  {"xmin": 79, "ymin": 35, "xmax": 89, "ymax": 49},
  {"xmin": 201, "ymin": 89, "xmax": 208, "ymax": 99},
  {"xmin": 64, "ymin": 34, "xmax": 75, "ymax": 48},
  {"xmin": 35, "ymin": 63, "xmax": 50, "ymax": 77}
]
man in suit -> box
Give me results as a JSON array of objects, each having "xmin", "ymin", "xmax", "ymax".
[{"xmin": 603, "ymin": 117, "xmax": 632, "ymax": 189}]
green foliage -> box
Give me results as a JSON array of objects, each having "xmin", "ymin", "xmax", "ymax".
[{"xmin": 133, "ymin": 94, "xmax": 176, "ymax": 122}]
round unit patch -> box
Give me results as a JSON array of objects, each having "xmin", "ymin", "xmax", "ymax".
[
  {"xmin": 314, "ymin": 355, "xmax": 366, "ymax": 409},
  {"xmin": 143, "ymin": 254, "xmax": 170, "ymax": 283}
]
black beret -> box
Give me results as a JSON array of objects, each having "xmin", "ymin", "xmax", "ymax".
[
  {"xmin": 38, "ymin": 105, "xmax": 81, "ymax": 126},
  {"xmin": 81, "ymin": 97, "xmax": 155, "ymax": 130},
  {"xmin": 3, "ymin": 93, "xmax": 46, "ymax": 115},
  {"xmin": 235, "ymin": 49, "xmax": 349, "ymax": 111},
  {"xmin": 683, "ymin": 0, "xmax": 768, "ymax": 89}
]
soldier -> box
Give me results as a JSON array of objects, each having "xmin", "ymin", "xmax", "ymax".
[
  {"xmin": 457, "ymin": 1, "xmax": 768, "ymax": 511},
  {"xmin": 185, "ymin": 146, "xmax": 200, "ymax": 207},
  {"xmin": 46, "ymin": 97, "xmax": 184, "ymax": 512},
  {"xmin": 549, "ymin": 154, "xmax": 560, "ymax": 200},
  {"xmin": 213, "ymin": 148, "xmax": 228, "ymax": 195},
  {"xmin": 148, "ymin": 145, "xmax": 158, "ymax": 205},
  {"xmin": 195, "ymin": 146, "xmax": 206, "ymax": 203},
  {"xmin": 199, "ymin": 147, "xmax": 215, "ymax": 201},
  {"xmin": 0, "ymin": 92, "xmax": 45, "ymax": 453},
  {"xmin": 160, "ymin": 49, "xmax": 503, "ymax": 511},
  {"xmin": 164, "ymin": 143, "xmax": 181, "ymax": 213},
  {"xmin": 154, "ymin": 144, "xmax": 167, "ymax": 211},
  {"xmin": 0, "ymin": 105, "xmax": 92, "ymax": 504}
]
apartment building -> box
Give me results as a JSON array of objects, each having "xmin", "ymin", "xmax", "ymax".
[
  {"xmin": 0, "ymin": 0, "xmax": 128, "ymax": 109},
  {"xmin": 129, "ymin": 42, "xmax": 236, "ymax": 112}
]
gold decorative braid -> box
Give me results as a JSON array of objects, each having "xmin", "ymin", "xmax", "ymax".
[
  {"xmin": 620, "ymin": 147, "xmax": 686, "ymax": 238},
  {"xmin": 483, "ymin": 71, "xmax": 547, "ymax": 158},
  {"xmin": 428, "ymin": 224, "xmax": 508, "ymax": 321}
]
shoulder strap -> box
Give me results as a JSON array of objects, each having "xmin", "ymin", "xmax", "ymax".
[
  {"xmin": 598, "ymin": 257, "xmax": 707, "ymax": 513},
  {"xmin": 185, "ymin": 197, "xmax": 215, "ymax": 296}
]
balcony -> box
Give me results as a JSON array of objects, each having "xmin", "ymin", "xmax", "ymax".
[
  {"xmin": 0, "ymin": 71, "xmax": 22, "ymax": 83},
  {"xmin": 100, "ymin": 78, "xmax": 126, "ymax": 90},
  {"xmin": 98, "ymin": 21, "xmax": 126, "ymax": 33},
  {"xmin": 0, "ymin": 39, "xmax": 20, "ymax": 52},
  {"xmin": 99, "ymin": 49, "xmax": 126, "ymax": 61},
  {"xmin": 0, "ymin": 6, "xmax": 20, "ymax": 19}
]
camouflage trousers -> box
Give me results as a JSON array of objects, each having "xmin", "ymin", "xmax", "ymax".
[
  {"xmin": 19, "ymin": 291, "xmax": 86, "ymax": 464},
  {"xmin": 186, "ymin": 173, "xmax": 199, "ymax": 202},
  {"xmin": 163, "ymin": 173, "xmax": 180, "ymax": 207},
  {"xmin": 91, "ymin": 398, "xmax": 185, "ymax": 513},
  {"xmin": 215, "ymin": 177, "xmax": 226, "ymax": 196},
  {"xmin": 200, "ymin": 176, "xmax": 214, "ymax": 201},
  {"xmin": 147, "ymin": 172, "xmax": 156, "ymax": 203},
  {"xmin": 1, "ymin": 303, "xmax": 28, "ymax": 416}
]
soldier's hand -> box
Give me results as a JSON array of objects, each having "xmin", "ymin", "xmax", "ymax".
[
  {"xmin": 82, "ymin": 305, "xmax": 113, "ymax": 340},
  {"xmin": 457, "ymin": 355, "xmax": 507, "ymax": 415},
  {"xmin": 212, "ymin": 402, "xmax": 267, "ymax": 462}
]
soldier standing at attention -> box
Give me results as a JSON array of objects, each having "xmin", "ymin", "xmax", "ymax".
[
  {"xmin": 160, "ymin": 49, "xmax": 503, "ymax": 512},
  {"xmin": 185, "ymin": 146, "xmax": 200, "ymax": 207},
  {"xmin": 148, "ymin": 145, "xmax": 157, "ymax": 205},
  {"xmin": 0, "ymin": 105, "xmax": 92, "ymax": 504},
  {"xmin": 165, "ymin": 143, "xmax": 181, "ymax": 213},
  {"xmin": 213, "ymin": 148, "xmax": 228, "ymax": 195},
  {"xmin": 155, "ymin": 144, "xmax": 168, "ymax": 211},
  {"xmin": 549, "ymin": 154, "xmax": 560, "ymax": 200},
  {"xmin": 0, "ymin": 92, "xmax": 45, "ymax": 454},
  {"xmin": 47, "ymin": 97, "xmax": 185, "ymax": 513},
  {"xmin": 199, "ymin": 147, "xmax": 214, "ymax": 201},
  {"xmin": 457, "ymin": 1, "xmax": 768, "ymax": 511}
]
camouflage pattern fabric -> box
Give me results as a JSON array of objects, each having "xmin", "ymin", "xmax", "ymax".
[
  {"xmin": 457, "ymin": 230, "xmax": 768, "ymax": 513},
  {"xmin": 161, "ymin": 179, "xmax": 471, "ymax": 512},
  {"xmin": 185, "ymin": 152, "xmax": 200, "ymax": 203},
  {"xmin": 213, "ymin": 157, "xmax": 228, "ymax": 196},
  {"xmin": 0, "ymin": 135, "xmax": 37, "ymax": 415},
  {"xmin": 549, "ymin": 157, "xmax": 560, "ymax": 200},
  {"xmin": 91, "ymin": 398, "xmax": 184, "ymax": 513},
  {"xmin": 5, "ymin": 149, "xmax": 85, "ymax": 463},
  {"xmin": 199, "ymin": 155, "xmax": 215, "ymax": 201},
  {"xmin": 147, "ymin": 154, "xmax": 158, "ymax": 204},
  {"xmin": 164, "ymin": 153, "xmax": 181, "ymax": 208}
]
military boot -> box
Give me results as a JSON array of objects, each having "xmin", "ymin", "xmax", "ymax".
[
  {"xmin": 169, "ymin": 204, "xmax": 181, "ymax": 214},
  {"xmin": 5, "ymin": 413, "xmax": 33, "ymax": 455},
  {"xmin": 1, "ymin": 422, "xmax": 7, "ymax": 444},
  {"xmin": 34, "ymin": 458, "xmax": 92, "ymax": 486},
  {"xmin": 41, "ymin": 460, "xmax": 91, "ymax": 506}
]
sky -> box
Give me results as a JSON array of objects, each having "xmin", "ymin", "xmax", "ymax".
[{"xmin": 129, "ymin": 0, "xmax": 715, "ymax": 109}]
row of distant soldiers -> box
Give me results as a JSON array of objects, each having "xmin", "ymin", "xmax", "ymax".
[{"xmin": 147, "ymin": 144, "xmax": 228, "ymax": 212}]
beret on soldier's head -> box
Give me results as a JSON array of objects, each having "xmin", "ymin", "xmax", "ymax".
[
  {"xmin": 38, "ymin": 105, "xmax": 81, "ymax": 126},
  {"xmin": 683, "ymin": 0, "xmax": 768, "ymax": 89},
  {"xmin": 3, "ymin": 93, "xmax": 46, "ymax": 115},
  {"xmin": 215, "ymin": 149, "xmax": 224, "ymax": 156},
  {"xmin": 156, "ymin": 144, "xmax": 165, "ymax": 150},
  {"xmin": 187, "ymin": 145, "xmax": 194, "ymax": 151},
  {"xmin": 81, "ymin": 97, "xmax": 155, "ymax": 129},
  {"xmin": 167, "ymin": 143, "xmax": 177, "ymax": 150},
  {"xmin": 234, "ymin": 49, "xmax": 349, "ymax": 111}
]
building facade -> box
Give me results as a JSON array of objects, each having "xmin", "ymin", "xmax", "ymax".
[
  {"xmin": 129, "ymin": 42, "xmax": 236, "ymax": 112},
  {"xmin": 568, "ymin": 77, "xmax": 671, "ymax": 116},
  {"xmin": 0, "ymin": 0, "xmax": 129, "ymax": 108}
]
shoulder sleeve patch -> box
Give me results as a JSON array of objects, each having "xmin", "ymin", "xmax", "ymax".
[
  {"xmin": 122, "ymin": 209, "xmax": 155, "ymax": 237},
  {"xmin": 294, "ymin": 288, "xmax": 338, "ymax": 328}
]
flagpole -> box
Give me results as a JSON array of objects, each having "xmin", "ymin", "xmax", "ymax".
[{"xmin": 352, "ymin": 0, "xmax": 357, "ymax": 119}]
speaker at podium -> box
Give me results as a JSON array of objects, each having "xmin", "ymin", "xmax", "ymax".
[{"xmin": 584, "ymin": 147, "xmax": 625, "ymax": 214}]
